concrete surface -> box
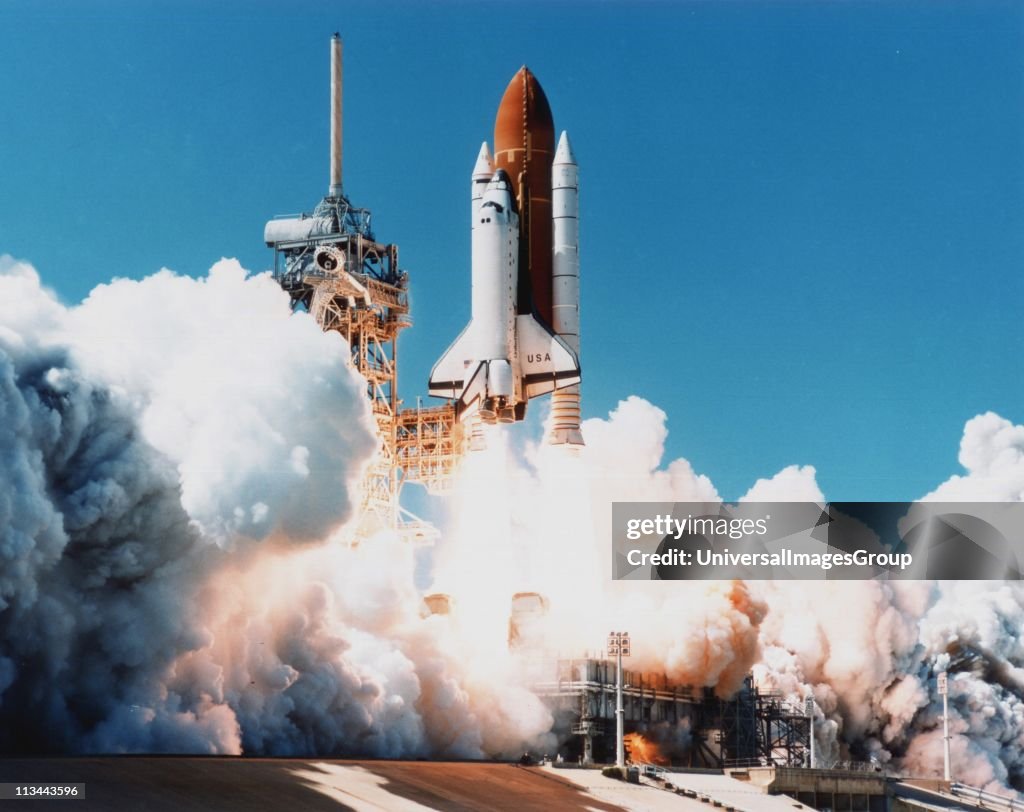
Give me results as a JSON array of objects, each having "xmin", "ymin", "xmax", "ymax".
[
  {"xmin": 0, "ymin": 758, "xmax": 630, "ymax": 811},
  {"xmin": 543, "ymin": 764, "xmax": 709, "ymax": 811},
  {"xmin": 661, "ymin": 770, "xmax": 815, "ymax": 812}
]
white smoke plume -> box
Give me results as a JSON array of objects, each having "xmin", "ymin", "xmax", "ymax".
[
  {"xmin": 430, "ymin": 392, "xmax": 1024, "ymax": 793},
  {"xmin": 4, "ymin": 253, "xmax": 1024, "ymax": 795},
  {"xmin": 66, "ymin": 260, "xmax": 377, "ymax": 545},
  {"xmin": 0, "ymin": 256, "xmax": 552, "ymax": 758},
  {"xmin": 432, "ymin": 397, "xmax": 784, "ymax": 701},
  {"xmin": 0, "ymin": 256, "xmax": 376, "ymax": 752},
  {"xmin": 922, "ymin": 412, "xmax": 1024, "ymax": 502},
  {"xmin": 749, "ymin": 412, "xmax": 1024, "ymax": 794}
]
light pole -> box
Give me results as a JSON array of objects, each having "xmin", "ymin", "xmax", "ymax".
[
  {"xmin": 938, "ymin": 671, "xmax": 950, "ymax": 781},
  {"xmin": 608, "ymin": 631, "xmax": 630, "ymax": 768},
  {"xmin": 805, "ymin": 696, "xmax": 815, "ymax": 769}
]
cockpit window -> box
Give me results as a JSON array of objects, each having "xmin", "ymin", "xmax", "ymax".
[{"xmin": 482, "ymin": 201, "xmax": 504, "ymax": 214}]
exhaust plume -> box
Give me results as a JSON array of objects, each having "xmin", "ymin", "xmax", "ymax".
[{"xmin": 4, "ymin": 254, "xmax": 1024, "ymax": 796}]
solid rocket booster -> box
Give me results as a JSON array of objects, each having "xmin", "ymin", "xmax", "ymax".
[{"xmin": 548, "ymin": 132, "xmax": 584, "ymax": 447}]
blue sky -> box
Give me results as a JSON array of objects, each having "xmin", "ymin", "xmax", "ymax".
[{"xmin": 2, "ymin": 0, "xmax": 1023, "ymax": 501}]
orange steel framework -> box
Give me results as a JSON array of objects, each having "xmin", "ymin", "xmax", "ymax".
[
  {"xmin": 268, "ymin": 198, "xmax": 462, "ymax": 545},
  {"xmin": 265, "ymin": 35, "xmax": 463, "ymax": 545}
]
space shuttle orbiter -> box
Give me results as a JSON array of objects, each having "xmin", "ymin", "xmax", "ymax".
[{"xmin": 429, "ymin": 160, "xmax": 579, "ymax": 423}]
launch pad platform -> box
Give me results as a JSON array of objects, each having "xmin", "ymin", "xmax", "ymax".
[{"xmin": 533, "ymin": 659, "xmax": 813, "ymax": 769}]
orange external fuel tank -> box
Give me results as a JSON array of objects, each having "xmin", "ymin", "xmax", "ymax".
[{"xmin": 493, "ymin": 67, "xmax": 556, "ymax": 326}]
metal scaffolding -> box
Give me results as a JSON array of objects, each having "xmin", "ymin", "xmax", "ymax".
[
  {"xmin": 396, "ymin": 403, "xmax": 465, "ymax": 495},
  {"xmin": 531, "ymin": 657, "xmax": 701, "ymax": 765},
  {"xmin": 699, "ymin": 678, "xmax": 812, "ymax": 768},
  {"xmin": 528, "ymin": 660, "xmax": 811, "ymax": 768},
  {"xmin": 267, "ymin": 191, "xmax": 464, "ymax": 544},
  {"xmin": 263, "ymin": 38, "xmax": 467, "ymax": 545}
]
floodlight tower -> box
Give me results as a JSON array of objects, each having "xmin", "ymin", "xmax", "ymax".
[
  {"xmin": 608, "ymin": 631, "xmax": 630, "ymax": 768},
  {"xmin": 938, "ymin": 671, "xmax": 951, "ymax": 781},
  {"xmin": 805, "ymin": 696, "xmax": 816, "ymax": 769}
]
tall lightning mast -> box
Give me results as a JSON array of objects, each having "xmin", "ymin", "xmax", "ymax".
[{"xmin": 329, "ymin": 33, "xmax": 343, "ymax": 198}]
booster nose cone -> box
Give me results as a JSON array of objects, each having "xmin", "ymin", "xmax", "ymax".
[
  {"xmin": 553, "ymin": 130, "xmax": 576, "ymax": 166},
  {"xmin": 472, "ymin": 141, "xmax": 495, "ymax": 181}
]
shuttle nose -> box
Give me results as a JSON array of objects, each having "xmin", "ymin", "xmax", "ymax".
[
  {"xmin": 477, "ymin": 170, "xmax": 516, "ymax": 223},
  {"xmin": 488, "ymin": 168, "xmax": 513, "ymax": 191},
  {"xmin": 482, "ymin": 169, "xmax": 517, "ymax": 216}
]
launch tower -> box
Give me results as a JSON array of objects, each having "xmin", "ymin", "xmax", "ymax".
[{"xmin": 264, "ymin": 35, "xmax": 462, "ymax": 544}]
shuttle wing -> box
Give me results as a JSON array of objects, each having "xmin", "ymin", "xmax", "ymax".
[
  {"xmin": 516, "ymin": 314, "xmax": 581, "ymax": 399},
  {"xmin": 428, "ymin": 324, "xmax": 475, "ymax": 399}
]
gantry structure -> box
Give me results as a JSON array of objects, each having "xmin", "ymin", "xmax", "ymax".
[{"xmin": 266, "ymin": 193, "xmax": 462, "ymax": 544}]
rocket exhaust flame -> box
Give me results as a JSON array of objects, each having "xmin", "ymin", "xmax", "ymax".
[{"xmin": 624, "ymin": 733, "xmax": 671, "ymax": 767}]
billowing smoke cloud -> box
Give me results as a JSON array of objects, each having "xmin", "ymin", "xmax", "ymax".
[
  {"xmin": 749, "ymin": 412, "xmax": 1024, "ymax": 794},
  {"xmin": 0, "ymin": 255, "xmax": 563, "ymax": 760},
  {"xmin": 432, "ymin": 396, "xmax": 791, "ymax": 703},
  {"xmin": 5, "ymin": 252, "xmax": 1024, "ymax": 794},
  {"xmin": 431, "ymin": 390, "xmax": 1024, "ymax": 793},
  {"xmin": 0, "ymin": 253, "xmax": 838, "ymax": 762},
  {"xmin": 66, "ymin": 260, "xmax": 377, "ymax": 544},
  {"xmin": 1, "ymin": 257, "xmax": 246, "ymax": 752},
  {"xmin": 171, "ymin": 536, "xmax": 555, "ymax": 759},
  {"xmin": 922, "ymin": 412, "xmax": 1024, "ymax": 502}
]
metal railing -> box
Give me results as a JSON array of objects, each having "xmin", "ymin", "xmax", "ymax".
[
  {"xmin": 722, "ymin": 758, "xmax": 890, "ymax": 774},
  {"xmin": 634, "ymin": 762, "xmax": 669, "ymax": 781}
]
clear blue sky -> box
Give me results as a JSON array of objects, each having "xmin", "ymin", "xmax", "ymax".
[{"xmin": 2, "ymin": 0, "xmax": 1022, "ymax": 501}]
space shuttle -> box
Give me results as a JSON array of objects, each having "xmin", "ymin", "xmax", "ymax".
[
  {"xmin": 428, "ymin": 156, "xmax": 579, "ymax": 424},
  {"xmin": 429, "ymin": 68, "xmax": 584, "ymax": 445}
]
